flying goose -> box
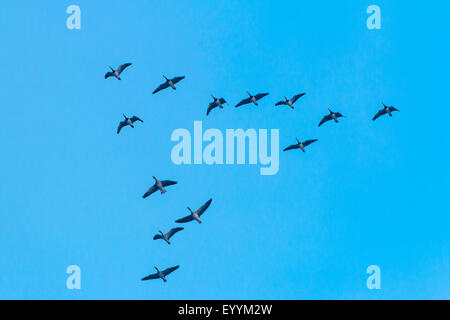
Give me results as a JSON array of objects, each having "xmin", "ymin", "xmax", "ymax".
[
  {"xmin": 275, "ymin": 93, "xmax": 306, "ymax": 109},
  {"xmin": 153, "ymin": 227, "xmax": 184, "ymax": 245},
  {"xmin": 318, "ymin": 108, "xmax": 345, "ymax": 127},
  {"xmin": 141, "ymin": 265, "xmax": 179, "ymax": 282},
  {"xmin": 234, "ymin": 92, "xmax": 269, "ymax": 108},
  {"xmin": 175, "ymin": 198, "xmax": 212, "ymax": 224},
  {"xmin": 152, "ymin": 75, "xmax": 185, "ymax": 94},
  {"xmin": 117, "ymin": 114, "xmax": 143, "ymax": 134},
  {"xmin": 142, "ymin": 176, "xmax": 177, "ymax": 198},
  {"xmin": 104, "ymin": 63, "xmax": 132, "ymax": 80},
  {"xmin": 283, "ymin": 138, "xmax": 318, "ymax": 152},
  {"xmin": 207, "ymin": 95, "xmax": 227, "ymax": 116},
  {"xmin": 372, "ymin": 103, "xmax": 399, "ymax": 121}
]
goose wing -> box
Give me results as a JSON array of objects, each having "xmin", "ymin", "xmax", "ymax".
[
  {"xmin": 175, "ymin": 214, "xmax": 194, "ymax": 223},
  {"xmin": 206, "ymin": 103, "xmax": 217, "ymax": 116},
  {"xmin": 116, "ymin": 63, "xmax": 132, "ymax": 75},
  {"xmin": 130, "ymin": 116, "xmax": 143, "ymax": 123},
  {"xmin": 153, "ymin": 234, "xmax": 164, "ymax": 240},
  {"xmin": 171, "ymin": 76, "xmax": 185, "ymax": 84},
  {"xmin": 234, "ymin": 97, "xmax": 253, "ymax": 108},
  {"xmin": 166, "ymin": 227, "xmax": 184, "ymax": 240},
  {"xmin": 152, "ymin": 82, "xmax": 170, "ymax": 94},
  {"xmin": 104, "ymin": 72, "xmax": 114, "ymax": 79},
  {"xmin": 318, "ymin": 114, "xmax": 332, "ymax": 127},
  {"xmin": 254, "ymin": 93, "xmax": 269, "ymax": 101},
  {"xmin": 161, "ymin": 180, "xmax": 177, "ymax": 187},
  {"xmin": 302, "ymin": 139, "xmax": 318, "ymax": 147},
  {"xmin": 162, "ymin": 265, "xmax": 179, "ymax": 277},
  {"xmin": 275, "ymin": 101, "xmax": 288, "ymax": 106},
  {"xmin": 372, "ymin": 109, "xmax": 386, "ymax": 121},
  {"xmin": 196, "ymin": 198, "xmax": 212, "ymax": 217},
  {"xmin": 141, "ymin": 272, "xmax": 160, "ymax": 281},
  {"xmin": 388, "ymin": 106, "xmax": 399, "ymax": 112},
  {"xmin": 218, "ymin": 98, "xmax": 227, "ymax": 105},
  {"xmin": 117, "ymin": 120, "xmax": 128, "ymax": 134},
  {"xmin": 283, "ymin": 144, "xmax": 299, "ymax": 152},
  {"xmin": 335, "ymin": 112, "xmax": 344, "ymax": 118},
  {"xmin": 142, "ymin": 184, "xmax": 158, "ymax": 198},
  {"xmin": 291, "ymin": 93, "xmax": 306, "ymax": 103}
]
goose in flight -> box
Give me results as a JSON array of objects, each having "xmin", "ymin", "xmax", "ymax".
[
  {"xmin": 275, "ymin": 93, "xmax": 306, "ymax": 109},
  {"xmin": 235, "ymin": 92, "xmax": 269, "ymax": 108},
  {"xmin": 318, "ymin": 108, "xmax": 345, "ymax": 127},
  {"xmin": 117, "ymin": 114, "xmax": 143, "ymax": 134},
  {"xmin": 372, "ymin": 103, "xmax": 399, "ymax": 121},
  {"xmin": 142, "ymin": 176, "xmax": 177, "ymax": 198},
  {"xmin": 152, "ymin": 75, "xmax": 185, "ymax": 94},
  {"xmin": 176, "ymin": 199, "xmax": 212, "ymax": 224},
  {"xmin": 207, "ymin": 95, "xmax": 227, "ymax": 116},
  {"xmin": 283, "ymin": 138, "xmax": 318, "ymax": 152},
  {"xmin": 104, "ymin": 63, "xmax": 132, "ymax": 80},
  {"xmin": 141, "ymin": 265, "xmax": 179, "ymax": 282},
  {"xmin": 153, "ymin": 227, "xmax": 184, "ymax": 245}
]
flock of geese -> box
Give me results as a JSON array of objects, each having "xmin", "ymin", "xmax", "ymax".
[{"xmin": 105, "ymin": 62, "xmax": 400, "ymax": 282}]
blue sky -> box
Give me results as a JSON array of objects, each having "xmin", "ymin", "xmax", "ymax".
[{"xmin": 0, "ymin": 0, "xmax": 449, "ymax": 299}]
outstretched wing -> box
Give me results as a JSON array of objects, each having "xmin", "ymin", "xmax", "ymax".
[
  {"xmin": 372, "ymin": 109, "xmax": 386, "ymax": 121},
  {"xmin": 171, "ymin": 76, "xmax": 185, "ymax": 84},
  {"xmin": 152, "ymin": 82, "xmax": 170, "ymax": 94},
  {"xmin": 303, "ymin": 139, "xmax": 318, "ymax": 147},
  {"xmin": 116, "ymin": 63, "xmax": 132, "ymax": 75},
  {"xmin": 105, "ymin": 72, "xmax": 114, "ymax": 79},
  {"xmin": 161, "ymin": 180, "xmax": 177, "ymax": 187},
  {"xmin": 218, "ymin": 98, "xmax": 227, "ymax": 105},
  {"xmin": 318, "ymin": 115, "xmax": 332, "ymax": 127},
  {"xmin": 275, "ymin": 101, "xmax": 288, "ymax": 106},
  {"xmin": 235, "ymin": 97, "xmax": 252, "ymax": 108},
  {"xmin": 206, "ymin": 103, "xmax": 216, "ymax": 116},
  {"xmin": 197, "ymin": 198, "xmax": 212, "ymax": 217},
  {"xmin": 283, "ymin": 144, "xmax": 299, "ymax": 152},
  {"xmin": 335, "ymin": 112, "xmax": 344, "ymax": 118},
  {"xmin": 130, "ymin": 116, "xmax": 143, "ymax": 123},
  {"xmin": 254, "ymin": 93, "xmax": 269, "ymax": 101},
  {"xmin": 175, "ymin": 214, "xmax": 194, "ymax": 223},
  {"xmin": 167, "ymin": 227, "xmax": 184, "ymax": 240},
  {"xmin": 117, "ymin": 120, "xmax": 127, "ymax": 134},
  {"xmin": 291, "ymin": 93, "xmax": 306, "ymax": 103},
  {"xmin": 162, "ymin": 265, "xmax": 179, "ymax": 277},
  {"xmin": 153, "ymin": 234, "xmax": 163, "ymax": 240},
  {"xmin": 142, "ymin": 184, "xmax": 158, "ymax": 198},
  {"xmin": 389, "ymin": 107, "xmax": 399, "ymax": 112},
  {"xmin": 141, "ymin": 272, "xmax": 159, "ymax": 281}
]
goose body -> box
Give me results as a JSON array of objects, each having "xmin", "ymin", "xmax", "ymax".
[
  {"xmin": 234, "ymin": 92, "xmax": 269, "ymax": 108},
  {"xmin": 152, "ymin": 75, "xmax": 185, "ymax": 94},
  {"xmin": 275, "ymin": 93, "xmax": 306, "ymax": 109},
  {"xmin": 373, "ymin": 103, "xmax": 399, "ymax": 121},
  {"xmin": 104, "ymin": 63, "xmax": 132, "ymax": 80},
  {"xmin": 176, "ymin": 199, "xmax": 212, "ymax": 224},
  {"xmin": 141, "ymin": 265, "xmax": 179, "ymax": 282},
  {"xmin": 153, "ymin": 227, "xmax": 184, "ymax": 244},
  {"xmin": 117, "ymin": 114, "xmax": 143, "ymax": 134},
  {"xmin": 318, "ymin": 108, "xmax": 344, "ymax": 127},
  {"xmin": 207, "ymin": 95, "xmax": 227, "ymax": 116},
  {"xmin": 283, "ymin": 138, "xmax": 318, "ymax": 153}
]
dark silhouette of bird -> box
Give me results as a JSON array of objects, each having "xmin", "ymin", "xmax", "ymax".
[
  {"xmin": 372, "ymin": 103, "xmax": 399, "ymax": 121},
  {"xmin": 318, "ymin": 108, "xmax": 345, "ymax": 127},
  {"xmin": 142, "ymin": 176, "xmax": 177, "ymax": 198},
  {"xmin": 141, "ymin": 265, "xmax": 179, "ymax": 282},
  {"xmin": 153, "ymin": 227, "xmax": 184, "ymax": 245},
  {"xmin": 104, "ymin": 63, "xmax": 132, "ymax": 80},
  {"xmin": 283, "ymin": 138, "xmax": 318, "ymax": 152},
  {"xmin": 207, "ymin": 95, "xmax": 227, "ymax": 116},
  {"xmin": 176, "ymin": 199, "xmax": 212, "ymax": 224},
  {"xmin": 235, "ymin": 92, "xmax": 269, "ymax": 108},
  {"xmin": 117, "ymin": 114, "xmax": 143, "ymax": 134},
  {"xmin": 152, "ymin": 75, "xmax": 185, "ymax": 94},
  {"xmin": 275, "ymin": 93, "xmax": 306, "ymax": 109}
]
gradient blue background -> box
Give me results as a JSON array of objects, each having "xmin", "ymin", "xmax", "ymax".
[{"xmin": 0, "ymin": 0, "xmax": 448, "ymax": 299}]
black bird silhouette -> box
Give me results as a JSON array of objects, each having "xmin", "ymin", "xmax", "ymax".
[
  {"xmin": 372, "ymin": 103, "xmax": 399, "ymax": 121},
  {"xmin": 207, "ymin": 95, "xmax": 227, "ymax": 116},
  {"xmin": 117, "ymin": 114, "xmax": 143, "ymax": 134},
  {"xmin": 152, "ymin": 75, "xmax": 185, "ymax": 94},
  {"xmin": 318, "ymin": 108, "xmax": 345, "ymax": 127},
  {"xmin": 275, "ymin": 93, "xmax": 306, "ymax": 109},
  {"xmin": 235, "ymin": 92, "xmax": 269, "ymax": 108},
  {"xmin": 104, "ymin": 63, "xmax": 132, "ymax": 80},
  {"xmin": 283, "ymin": 138, "xmax": 318, "ymax": 152},
  {"xmin": 142, "ymin": 176, "xmax": 177, "ymax": 198},
  {"xmin": 153, "ymin": 227, "xmax": 184, "ymax": 245},
  {"xmin": 176, "ymin": 199, "xmax": 212, "ymax": 224},
  {"xmin": 141, "ymin": 265, "xmax": 179, "ymax": 282}
]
